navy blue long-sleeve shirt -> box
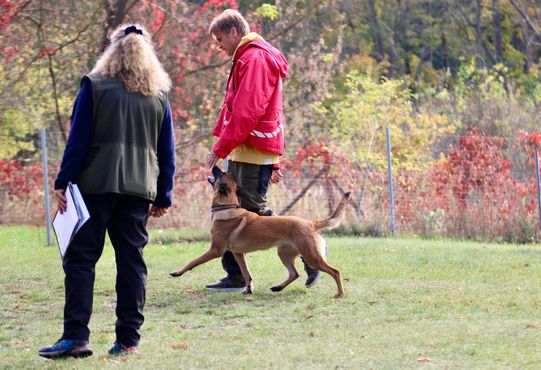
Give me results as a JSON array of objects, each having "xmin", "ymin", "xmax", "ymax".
[{"xmin": 55, "ymin": 78, "xmax": 176, "ymax": 207}]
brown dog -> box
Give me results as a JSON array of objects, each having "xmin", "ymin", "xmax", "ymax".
[{"xmin": 170, "ymin": 166, "xmax": 349, "ymax": 297}]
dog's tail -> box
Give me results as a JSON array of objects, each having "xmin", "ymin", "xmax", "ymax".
[{"xmin": 313, "ymin": 192, "xmax": 351, "ymax": 231}]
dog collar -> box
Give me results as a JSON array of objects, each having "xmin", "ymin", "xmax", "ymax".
[{"xmin": 211, "ymin": 204, "xmax": 240, "ymax": 213}]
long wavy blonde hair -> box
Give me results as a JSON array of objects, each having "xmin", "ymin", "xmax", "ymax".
[{"xmin": 91, "ymin": 24, "xmax": 171, "ymax": 96}]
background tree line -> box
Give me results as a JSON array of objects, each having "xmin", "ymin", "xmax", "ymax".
[
  {"xmin": 1, "ymin": 0, "xmax": 541, "ymax": 158},
  {"xmin": 2, "ymin": 0, "xmax": 541, "ymax": 241}
]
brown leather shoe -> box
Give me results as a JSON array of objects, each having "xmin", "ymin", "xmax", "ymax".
[{"xmin": 108, "ymin": 342, "xmax": 138, "ymax": 355}]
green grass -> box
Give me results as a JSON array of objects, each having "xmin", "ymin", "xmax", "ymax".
[{"xmin": 0, "ymin": 226, "xmax": 540, "ymax": 369}]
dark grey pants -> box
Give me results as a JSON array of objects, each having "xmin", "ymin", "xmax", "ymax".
[
  {"xmin": 61, "ymin": 193, "xmax": 150, "ymax": 347},
  {"xmin": 222, "ymin": 161, "xmax": 274, "ymax": 277}
]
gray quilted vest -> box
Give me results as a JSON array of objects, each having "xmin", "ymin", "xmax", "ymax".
[{"xmin": 77, "ymin": 74, "xmax": 167, "ymax": 201}]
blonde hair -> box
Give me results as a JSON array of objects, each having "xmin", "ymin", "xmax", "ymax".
[
  {"xmin": 208, "ymin": 9, "xmax": 250, "ymax": 37},
  {"xmin": 91, "ymin": 24, "xmax": 171, "ymax": 96}
]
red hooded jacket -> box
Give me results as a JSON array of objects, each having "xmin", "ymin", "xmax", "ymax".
[{"xmin": 212, "ymin": 38, "xmax": 288, "ymax": 159}]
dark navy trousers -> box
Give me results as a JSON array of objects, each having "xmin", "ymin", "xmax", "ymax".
[{"xmin": 61, "ymin": 193, "xmax": 150, "ymax": 347}]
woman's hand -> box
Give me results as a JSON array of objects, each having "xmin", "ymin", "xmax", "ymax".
[
  {"xmin": 150, "ymin": 206, "xmax": 168, "ymax": 218},
  {"xmin": 55, "ymin": 189, "xmax": 67, "ymax": 213}
]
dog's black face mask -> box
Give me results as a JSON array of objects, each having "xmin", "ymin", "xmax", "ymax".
[
  {"xmin": 207, "ymin": 166, "xmax": 225, "ymax": 187},
  {"xmin": 218, "ymin": 181, "xmax": 230, "ymax": 196},
  {"xmin": 208, "ymin": 166, "xmax": 232, "ymax": 196}
]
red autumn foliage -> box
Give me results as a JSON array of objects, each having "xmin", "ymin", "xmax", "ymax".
[
  {"xmin": 283, "ymin": 142, "xmax": 352, "ymax": 181},
  {"xmin": 0, "ymin": 160, "xmax": 44, "ymax": 197},
  {"xmin": 444, "ymin": 129, "xmax": 513, "ymax": 210},
  {"xmin": 195, "ymin": 0, "xmax": 238, "ymax": 15},
  {"xmin": 516, "ymin": 130, "xmax": 541, "ymax": 168},
  {"xmin": 395, "ymin": 130, "xmax": 535, "ymax": 240},
  {"xmin": 0, "ymin": 160, "xmax": 54, "ymax": 225},
  {"xmin": 0, "ymin": 0, "xmax": 14, "ymax": 32}
]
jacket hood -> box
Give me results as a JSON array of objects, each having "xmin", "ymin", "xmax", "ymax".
[{"xmin": 235, "ymin": 37, "xmax": 288, "ymax": 78}]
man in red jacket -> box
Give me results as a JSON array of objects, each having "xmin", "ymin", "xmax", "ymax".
[{"xmin": 205, "ymin": 9, "xmax": 322, "ymax": 290}]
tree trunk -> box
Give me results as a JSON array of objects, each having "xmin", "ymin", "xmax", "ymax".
[
  {"xmin": 367, "ymin": 0, "xmax": 386, "ymax": 62},
  {"xmin": 416, "ymin": 46, "xmax": 431, "ymax": 84},
  {"xmin": 492, "ymin": 0, "xmax": 503, "ymax": 63},
  {"xmin": 100, "ymin": 0, "xmax": 139, "ymax": 51},
  {"xmin": 441, "ymin": 33, "xmax": 450, "ymax": 74}
]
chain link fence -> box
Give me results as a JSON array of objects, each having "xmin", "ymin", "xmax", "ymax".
[{"xmin": 1, "ymin": 127, "xmax": 540, "ymax": 243}]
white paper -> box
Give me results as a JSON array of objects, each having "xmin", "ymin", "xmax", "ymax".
[
  {"xmin": 70, "ymin": 183, "xmax": 90, "ymax": 232},
  {"xmin": 52, "ymin": 183, "xmax": 90, "ymax": 258}
]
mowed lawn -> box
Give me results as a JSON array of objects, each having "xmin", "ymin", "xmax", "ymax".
[{"xmin": 0, "ymin": 226, "xmax": 540, "ymax": 369}]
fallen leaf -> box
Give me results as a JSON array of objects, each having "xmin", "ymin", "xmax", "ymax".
[
  {"xmin": 417, "ymin": 357, "xmax": 431, "ymax": 363},
  {"xmin": 526, "ymin": 324, "xmax": 537, "ymax": 329},
  {"xmin": 171, "ymin": 343, "xmax": 189, "ymax": 351}
]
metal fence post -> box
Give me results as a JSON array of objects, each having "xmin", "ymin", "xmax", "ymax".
[
  {"xmin": 41, "ymin": 128, "xmax": 52, "ymax": 246},
  {"xmin": 535, "ymin": 145, "xmax": 541, "ymax": 232},
  {"xmin": 386, "ymin": 127, "xmax": 396, "ymax": 236}
]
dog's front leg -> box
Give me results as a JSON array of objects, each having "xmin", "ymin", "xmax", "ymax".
[
  {"xmin": 232, "ymin": 252, "xmax": 253, "ymax": 294},
  {"xmin": 170, "ymin": 244, "xmax": 224, "ymax": 277}
]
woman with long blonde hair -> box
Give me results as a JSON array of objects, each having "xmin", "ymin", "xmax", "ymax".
[
  {"xmin": 39, "ymin": 24, "xmax": 176, "ymax": 359},
  {"xmin": 91, "ymin": 24, "xmax": 171, "ymax": 96}
]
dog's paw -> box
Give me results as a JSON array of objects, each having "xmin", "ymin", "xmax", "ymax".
[
  {"xmin": 243, "ymin": 286, "xmax": 253, "ymax": 294},
  {"xmin": 270, "ymin": 286, "xmax": 283, "ymax": 292},
  {"xmin": 169, "ymin": 271, "xmax": 183, "ymax": 277}
]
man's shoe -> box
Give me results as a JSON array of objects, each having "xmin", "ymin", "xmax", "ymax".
[
  {"xmin": 205, "ymin": 276, "xmax": 245, "ymax": 291},
  {"xmin": 303, "ymin": 240, "xmax": 328, "ymax": 288},
  {"xmin": 108, "ymin": 342, "xmax": 138, "ymax": 355},
  {"xmin": 38, "ymin": 339, "xmax": 93, "ymax": 359},
  {"xmin": 303, "ymin": 260, "xmax": 321, "ymax": 288}
]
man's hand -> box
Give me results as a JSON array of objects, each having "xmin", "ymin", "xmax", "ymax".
[
  {"xmin": 207, "ymin": 151, "xmax": 219, "ymax": 168},
  {"xmin": 271, "ymin": 169, "xmax": 284, "ymax": 184},
  {"xmin": 55, "ymin": 189, "xmax": 67, "ymax": 213},
  {"xmin": 150, "ymin": 206, "xmax": 168, "ymax": 218}
]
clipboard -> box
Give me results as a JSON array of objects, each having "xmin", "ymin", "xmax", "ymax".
[{"xmin": 52, "ymin": 182, "xmax": 90, "ymax": 258}]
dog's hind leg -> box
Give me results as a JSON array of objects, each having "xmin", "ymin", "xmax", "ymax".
[
  {"xmin": 298, "ymin": 238, "xmax": 344, "ymax": 298},
  {"xmin": 232, "ymin": 252, "xmax": 253, "ymax": 294},
  {"xmin": 170, "ymin": 243, "xmax": 224, "ymax": 277},
  {"xmin": 270, "ymin": 245, "xmax": 300, "ymax": 292}
]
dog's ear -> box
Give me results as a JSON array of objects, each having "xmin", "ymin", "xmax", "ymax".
[
  {"xmin": 207, "ymin": 176, "xmax": 216, "ymax": 187},
  {"xmin": 212, "ymin": 166, "xmax": 224, "ymax": 179}
]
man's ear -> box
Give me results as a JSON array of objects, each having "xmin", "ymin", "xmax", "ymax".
[{"xmin": 207, "ymin": 176, "xmax": 216, "ymax": 187}]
